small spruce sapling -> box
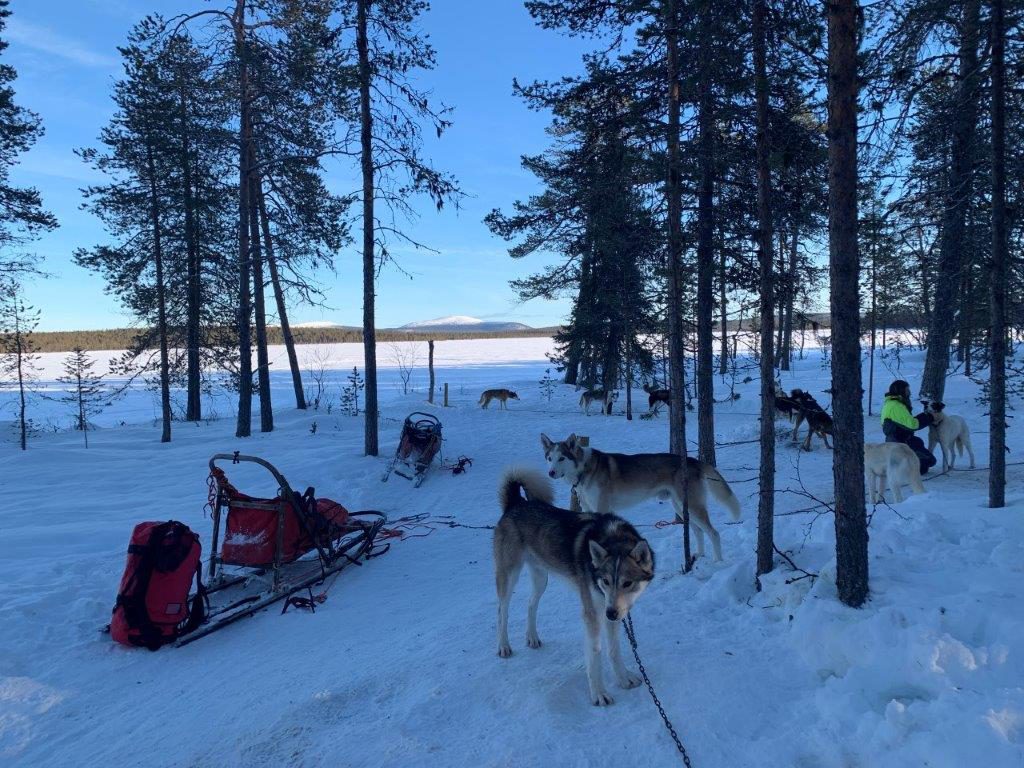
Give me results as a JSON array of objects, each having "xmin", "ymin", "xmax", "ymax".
[
  {"xmin": 539, "ymin": 368, "xmax": 557, "ymax": 402},
  {"xmin": 341, "ymin": 366, "xmax": 365, "ymax": 416},
  {"xmin": 56, "ymin": 347, "xmax": 105, "ymax": 447}
]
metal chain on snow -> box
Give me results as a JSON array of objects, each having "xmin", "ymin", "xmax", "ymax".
[{"xmin": 623, "ymin": 614, "xmax": 694, "ymax": 768}]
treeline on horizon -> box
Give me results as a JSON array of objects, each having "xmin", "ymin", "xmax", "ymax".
[{"xmin": 30, "ymin": 326, "xmax": 563, "ymax": 354}]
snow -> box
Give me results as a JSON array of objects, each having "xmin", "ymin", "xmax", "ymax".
[
  {"xmin": 292, "ymin": 321, "xmax": 346, "ymax": 329},
  {"xmin": 401, "ymin": 314, "xmax": 489, "ymax": 327},
  {"xmin": 1, "ymin": 338, "xmax": 1021, "ymax": 767}
]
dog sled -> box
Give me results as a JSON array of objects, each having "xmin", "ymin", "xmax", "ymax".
[
  {"xmin": 174, "ymin": 453, "xmax": 387, "ymax": 646},
  {"xmin": 381, "ymin": 412, "xmax": 443, "ymax": 488}
]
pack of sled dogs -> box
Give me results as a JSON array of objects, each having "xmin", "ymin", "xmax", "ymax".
[
  {"xmin": 772, "ymin": 386, "xmax": 835, "ymax": 451},
  {"xmin": 495, "ymin": 433, "xmax": 742, "ymax": 705},
  {"xmin": 490, "ymin": 396, "xmax": 974, "ymax": 705}
]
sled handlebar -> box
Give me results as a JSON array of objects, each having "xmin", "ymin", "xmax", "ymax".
[{"xmin": 209, "ymin": 453, "xmax": 293, "ymax": 495}]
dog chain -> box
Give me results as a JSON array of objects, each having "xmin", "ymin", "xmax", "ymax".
[{"xmin": 623, "ymin": 614, "xmax": 694, "ymax": 768}]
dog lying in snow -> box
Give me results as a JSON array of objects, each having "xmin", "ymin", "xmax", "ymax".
[{"xmin": 924, "ymin": 401, "xmax": 975, "ymax": 472}]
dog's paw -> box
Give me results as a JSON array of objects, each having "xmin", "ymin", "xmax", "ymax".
[
  {"xmin": 617, "ymin": 671, "xmax": 642, "ymax": 689},
  {"xmin": 497, "ymin": 644, "xmax": 513, "ymax": 658},
  {"xmin": 526, "ymin": 634, "xmax": 542, "ymax": 649},
  {"xmin": 590, "ymin": 690, "xmax": 615, "ymax": 706}
]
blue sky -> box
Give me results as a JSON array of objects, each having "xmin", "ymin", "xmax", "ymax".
[{"xmin": 7, "ymin": 0, "xmax": 591, "ymax": 331}]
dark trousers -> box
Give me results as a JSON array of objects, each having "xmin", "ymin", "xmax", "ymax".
[{"xmin": 883, "ymin": 420, "xmax": 937, "ymax": 474}]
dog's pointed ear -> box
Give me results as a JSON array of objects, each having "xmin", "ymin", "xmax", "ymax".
[
  {"xmin": 589, "ymin": 540, "xmax": 608, "ymax": 565},
  {"xmin": 629, "ymin": 540, "xmax": 652, "ymax": 569},
  {"xmin": 540, "ymin": 433, "xmax": 553, "ymax": 451},
  {"xmin": 566, "ymin": 433, "xmax": 578, "ymax": 450}
]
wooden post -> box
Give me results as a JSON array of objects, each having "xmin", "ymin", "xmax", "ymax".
[
  {"xmin": 569, "ymin": 436, "xmax": 590, "ymax": 512},
  {"xmin": 428, "ymin": 340, "xmax": 435, "ymax": 404},
  {"xmin": 443, "ymin": 382, "xmax": 449, "ymax": 407}
]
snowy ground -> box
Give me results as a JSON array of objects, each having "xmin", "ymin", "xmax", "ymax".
[{"xmin": 1, "ymin": 339, "xmax": 1022, "ymax": 767}]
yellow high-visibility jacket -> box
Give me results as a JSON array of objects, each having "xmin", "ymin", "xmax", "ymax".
[{"xmin": 880, "ymin": 395, "xmax": 919, "ymax": 430}]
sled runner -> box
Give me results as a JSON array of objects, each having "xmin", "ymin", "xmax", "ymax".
[
  {"xmin": 175, "ymin": 453, "xmax": 387, "ymax": 646},
  {"xmin": 381, "ymin": 412, "xmax": 443, "ymax": 488}
]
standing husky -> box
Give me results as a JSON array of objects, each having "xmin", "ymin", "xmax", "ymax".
[
  {"xmin": 864, "ymin": 442, "xmax": 926, "ymax": 503},
  {"xmin": 494, "ymin": 467, "xmax": 654, "ymax": 706},
  {"xmin": 541, "ymin": 434, "xmax": 741, "ymax": 561},
  {"xmin": 479, "ymin": 388, "xmax": 519, "ymax": 409},
  {"xmin": 925, "ymin": 402, "xmax": 975, "ymax": 471},
  {"xmin": 579, "ymin": 389, "xmax": 618, "ymax": 415}
]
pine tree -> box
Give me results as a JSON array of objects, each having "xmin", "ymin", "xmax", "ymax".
[
  {"xmin": 56, "ymin": 348, "xmax": 105, "ymax": 447},
  {"xmin": 76, "ymin": 25, "xmax": 182, "ymax": 443},
  {"xmin": 486, "ymin": 61, "xmax": 659, "ymax": 393},
  {"xmin": 0, "ymin": 1, "xmax": 57, "ymax": 279},
  {"xmin": 827, "ymin": 0, "xmax": 868, "ymax": 608},
  {"xmin": 341, "ymin": 0, "xmax": 462, "ymax": 456},
  {"xmin": 0, "ymin": 280, "xmax": 38, "ymax": 450},
  {"xmin": 341, "ymin": 366, "xmax": 365, "ymax": 416},
  {"xmin": 988, "ymin": 0, "xmax": 1007, "ymax": 508},
  {"xmin": 753, "ymin": 0, "xmax": 776, "ymax": 580}
]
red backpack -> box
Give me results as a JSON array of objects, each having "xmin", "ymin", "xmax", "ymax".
[{"xmin": 110, "ymin": 521, "xmax": 206, "ymax": 650}]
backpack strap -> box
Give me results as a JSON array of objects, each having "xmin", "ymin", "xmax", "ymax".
[{"xmin": 180, "ymin": 546, "xmax": 208, "ymax": 637}]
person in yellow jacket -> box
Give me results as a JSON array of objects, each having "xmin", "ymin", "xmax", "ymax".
[{"xmin": 881, "ymin": 379, "xmax": 937, "ymax": 474}]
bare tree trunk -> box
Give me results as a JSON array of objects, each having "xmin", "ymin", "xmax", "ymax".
[
  {"xmin": 827, "ymin": 0, "xmax": 867, "ymax": 608},
  {"xmin": 719, "ymin": 238, "xmax": 729, "ymax": 376},
  {"xmin": 696, "ymin": 6, "xmax": 716, "ymax": 465},
  {"xmin": 920, "ymin": 0, "xmax": 981, "ymax": 401},
  {"xmin": 145, "ymin": 139, "xmax": 172, "ymax": 444},
  {"xmin": 781, "ymin": 198, "xmax": 799, "ymax": 370},
  {"xmin": 257, "ymin": 183, "xmax": 306, "ymax": 410},
  {"xmin": 358, "ymin": 0, "xmax": 379, "ymax": 456},
  {"xmin": 664, "ymin": 0, "xmax": 691, "ymax": 571},
  {"xmin": 989, "ymin": 0, "xmax": 1007, "ymax": 508},
  {"xmin": 428, "ymin": 339, "xmax": 435, "ymax": 403},
  {"xmin": 179, "ymin": 79, "xmax": 202, "ymax": 423},
  {"xmin": 868, "ymin": 237, "xmax": 877, "ymax": 416},
  {"xmin": 248, "ymin": 169, "xmax": 273, "ymax": 433},
  {"xmin": 234, "ymin": 10, "xmax": 253, "ymax": 439},
  {"xmin": 959, "ymin": 246, "xmax": 973, "ymax": 375},
  {"xmin": 753, "ymin": 0, "xmax": 775, "ymax": 580},
  {"xmin": 13, "ymin": 308, "xmax": 27, "ymax": 451},
  {"xmin": 625, "ymin": 312, "xmax": 633, "ymax": 421}
]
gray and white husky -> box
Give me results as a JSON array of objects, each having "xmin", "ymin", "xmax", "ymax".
[
  {"xmin": 494, "ymin": 467, "xmax": 655, "ymax": 706},
  {"xmin": 579, "ymin": 389, "xmax": 618, "ymax": 415},
  {"xmin": 541, "ymin": 433, "xmax": 741, "ymax": 561}
]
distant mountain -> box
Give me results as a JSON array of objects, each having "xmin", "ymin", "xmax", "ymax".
[
  {"xmin": 293, "ymin": 321, "xmax": 346, "ymax": 329},
  {"xmin": 397, "ymin": 315, "xmax": 533, "ymax": 333}
]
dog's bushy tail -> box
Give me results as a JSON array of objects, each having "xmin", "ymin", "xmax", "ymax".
[
  {"xmin": 700, "ymin": 463, "xmax": 742, "ymax": 521},
  {"xmin": 498, "ymin": 466, "xmax": 554, "ymax": 514}
]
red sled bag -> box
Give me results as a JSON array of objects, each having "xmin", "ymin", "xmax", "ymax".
[{"xmin": 110, "ymin": 521, "xmax": 206, "ymax": 650}]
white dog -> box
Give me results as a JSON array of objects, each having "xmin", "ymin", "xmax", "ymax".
[
  {"xmin": 926, "ymin": 402, "xmax": 976, "ymax": 472},
  {"xmin": 864, "ymin": 442, "xmax": 926, "ymax": 503}
]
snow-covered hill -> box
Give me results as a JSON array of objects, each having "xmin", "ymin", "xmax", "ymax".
[{"xmin": 399, "ymin": 314, "xmax": 532, "ymax": 332}]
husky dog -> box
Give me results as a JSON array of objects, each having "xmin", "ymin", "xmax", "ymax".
[
  {"xmin": 771, "ymin": 386, "xmax": 800, "ymax": 422},
  {"xmin": 479, "ymin": 389, "xmax": 520, "ymax": 410},
  {"xmin": 494, "ymin": 467, "xmax": 654, "ymax": 706},
  {"xmin": 541, "ymin": 433, "xmax": 741, "ymax": 561},
  {"xmin": 579, "ymin": 389, "xmax": 618, "ymax": 415},
  {"xmin": 791, "ymin": 390, "xmax": 834, "ymax": 451},
  {"xmin": 644, "ymin": 386, "xmax": 671, "ymax": 411},
  {"xmin": 864, "ymin": 442, "xmax": 926, "ymax": 503},
  {"xmin": 925, "ymin": 401, "xmax": 975, "ymax": 471}
]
